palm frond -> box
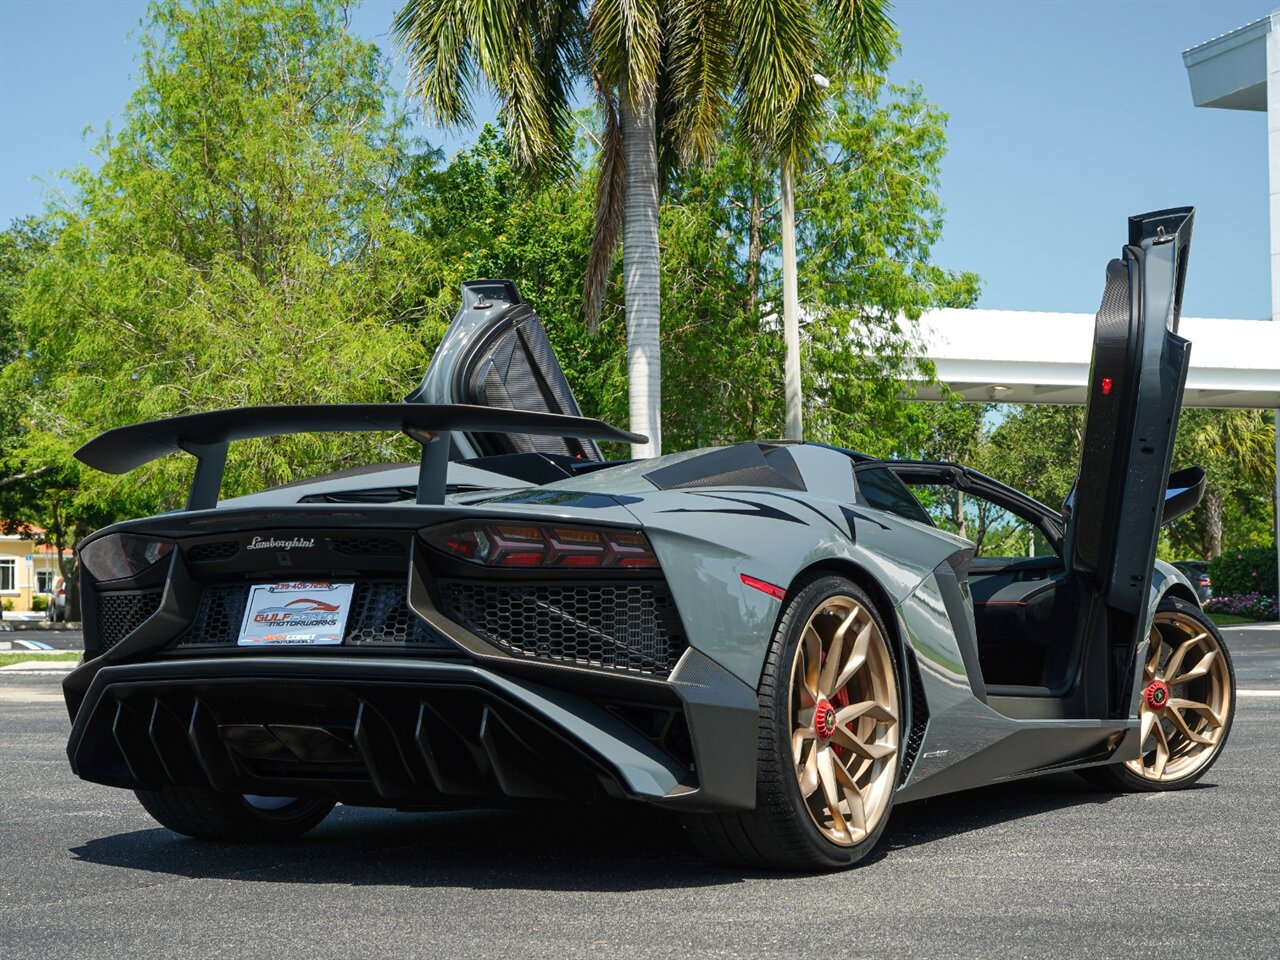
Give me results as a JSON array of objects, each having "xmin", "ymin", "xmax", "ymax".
[
  {"xmin": 587, "ymin": 0, "xmax": 663, "ymax": 102},
  {"xmin": 729, "ymin": 0, "xmax": 821, "ymax": 160},
  {"xmin": 663, "ymin": 0, "xmax": 733, "ymax": 166},
  {"xmin": 815, "ymin": 0, "xmax": 898, "ymax": 74},
  {"xmin": 395, "ymin": 0, "xmax": 581, "ymax": 176},
  {"xmin": 393, "ymin": 0, "xmax": 476, "ymax": 128},
  {"xmin": 584, "ymin": 93, "xmax": 626, "ymax": 332}
]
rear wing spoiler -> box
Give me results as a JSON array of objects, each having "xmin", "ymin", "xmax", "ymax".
[{"xmin": 74, "ymin": 403, "xmax": 646, "ymax": 510}]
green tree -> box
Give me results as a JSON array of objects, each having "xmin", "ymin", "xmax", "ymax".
[
  {"xmin": 659, "ymin": 78, "xmax": 978, "ymax": 451},
  {"xmin": 1166, "ymin": 408, "xmax": 1275, "ymax": 559},
  {"xmin": 2, "ymin": 0, "xmax": 439, "ymax": 527},
  {"xmin": 393, "ymin": 0, "xmax": 896, "ymax": 457},
  {"xmin": 398, "ymin": 76, "xmax": 974, "ymax": 455},
  {"xmin": 984, "ymin": 404, "xmax": 1085, "ymax": 511}
]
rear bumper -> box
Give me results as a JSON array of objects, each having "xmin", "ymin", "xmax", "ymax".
[{"xmin": 64, "ymin": 651, "xmax": 759, "ymax": 811}]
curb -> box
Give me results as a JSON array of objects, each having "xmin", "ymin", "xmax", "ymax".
[
  {"xmin": 0, "ymin": 661, "xmax": 78, "ymax": 673},
  {"xmin": 0, "ymin": 622, "xmax": 83, "ymax": 632}
]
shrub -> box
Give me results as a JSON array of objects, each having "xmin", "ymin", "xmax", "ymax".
[
  {"xmin": 1, "ymin": 599, "xmax": 13, "ymax": 612},
  {"xmin": 31, "ymin": 594, "xmax": 48, "ymax": 611},
  {"xmin": 1205, "ymin": 592, "xmax": 1279, "ymax": 622},
  {"xmin": 1208, "ymin": 547, "xmax": 1278, "ymax": 599}
]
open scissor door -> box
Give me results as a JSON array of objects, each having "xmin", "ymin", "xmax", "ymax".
[
  {"xmin": 409, "ymin": 280, "xmax": 603, "ymax": 462},
  {"xmin": 1065, "ymin": 208, "xmax": 1194, "ymax": 704}
]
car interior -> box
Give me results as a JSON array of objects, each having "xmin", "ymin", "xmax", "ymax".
[{"xmin": 885, "ymin": 463, "xmax": 1084, "ymax": 698}]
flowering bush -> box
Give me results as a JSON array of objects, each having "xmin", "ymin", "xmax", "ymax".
[
  {"xmin": 1208, "ymin": 548, "xmax": 1278, "ymax": 600},
  {"xmin": 1204, "ymin": 592, "xmax": 1279, "ymax": 622}
]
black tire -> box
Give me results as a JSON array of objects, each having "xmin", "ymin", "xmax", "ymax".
[
  {"xmin": 1078, "ymin": 596, "xmax": 1235, "ymax": 792},
  {"xmin": 682, "ymin": 574, "xmax": 902, "ymax": 871},
  {"xmin": 134, "ymin": 785, "xmax": 335, "ymax": 841}
]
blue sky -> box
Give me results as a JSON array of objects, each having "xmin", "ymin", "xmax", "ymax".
[{"xmin": 0, "ymin": 0, "xmax": 1274, "ymax": 319}]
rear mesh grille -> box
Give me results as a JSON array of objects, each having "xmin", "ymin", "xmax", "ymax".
[
  {"xmin": 437, "ymin": 579, "xmax": 687, "ymax": 677},
  {"xmin": 176, "ymin": 585, "xmax": 248, "ymax": 646},
  {"xmin": 97, "ymin": 590, "xmax": 163, "ymax": 651},
  {"xmin": 185, "ymin": 541, "xmax": 239, "ymax": 563},
  {"xmin": 173, "ymin": 581, "xmax": 452, "ymax": 650},
  {"xmin": 330, "ymin": 537, "xmax": 402, "ymax": 556}
]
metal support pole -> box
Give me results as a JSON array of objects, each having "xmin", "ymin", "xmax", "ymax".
[
  {"xmin": 781, "ymin": 162, "xmax": 803, "ymax": 442},
  {"xmin": 1268, "ymin": 11, "xmax": 1280, "ymax": 588}
]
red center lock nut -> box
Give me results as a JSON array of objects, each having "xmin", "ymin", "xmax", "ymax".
[
  {"xmin": 813, "ymin": 699, "xmax": 838, "ymax": 740},
  {"xmin": 1144, "ymin": 680, "xmax": 1170, "ymax": 711}
]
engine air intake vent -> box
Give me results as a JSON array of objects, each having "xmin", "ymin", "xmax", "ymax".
[
  {"xmin": 97, "ymin": 589, "xmax": 163, "ymax": 651},
  {"xmin": 437, "ymin": 579, "xmax": 687, "ymax": 677},
  {"xmin": 899, "ymin": 649, "xmax": 930, "ymax": 785}
]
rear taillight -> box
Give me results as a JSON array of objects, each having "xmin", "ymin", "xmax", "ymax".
[
  {"xmin": 1198, "ymin": 576, "xmax": 1211, "ymax": 587},
  {"xmin": 78, "ymin": 534, "xmax": 173, "ymax": 582},
  {"xmin": 423, "ymin": 521, "xmax": 659, "ymax": 569}
]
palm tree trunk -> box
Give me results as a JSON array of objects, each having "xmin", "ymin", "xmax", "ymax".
[
  {"xmin": 1204, "ymin": 488, "xmax": 1224, "ymax": 558},
  {"xmin": 620, "ymin": 78, "xmax": 661, "ymax": 458},
  {"xmin": 746, "ymin": 188, "xmax": 762, "ymax": 319},
  {"xmin": 780, "ymin": 163, "xmax": 803, "ymax": 442}
]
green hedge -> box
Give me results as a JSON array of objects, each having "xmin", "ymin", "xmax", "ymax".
[{"xmin": 1208, "ymin": 547, "xmax": 1279, "ymax": 599}]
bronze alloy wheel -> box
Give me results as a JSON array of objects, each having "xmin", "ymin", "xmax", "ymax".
[
  {"xmin": 788, "ymin": 594, "xmax": 900, "ymax": 846},
  {"xmin": 1125, "ymin": 609, "xmax": 1233, "ymax": 783}
]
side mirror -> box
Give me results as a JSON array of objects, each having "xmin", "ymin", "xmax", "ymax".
[{"xmin": 1161, "ymin": 466, "xmax": 1206, "ymax": 526}]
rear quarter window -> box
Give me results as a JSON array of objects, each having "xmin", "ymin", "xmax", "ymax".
[{"xmin": 854, "ymin": 466, "xmax": 934, "ymax": 527}]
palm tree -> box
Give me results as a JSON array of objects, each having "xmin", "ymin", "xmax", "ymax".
[
  {"xmin": 1176, "ymin": 409, "xmax": 1275, "ymax": 558},
  {"xmin": 393, "ymin": 1, "xmax": 895, "ymax": 457}
]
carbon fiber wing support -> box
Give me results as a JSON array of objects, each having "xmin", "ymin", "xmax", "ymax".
[{"xmin": 73, "ymin": 403, "xmax": 646, "ymax": 509}]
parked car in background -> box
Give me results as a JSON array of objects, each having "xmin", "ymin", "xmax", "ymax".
[
  {"xmin": 45, "ymin": 577, "xmax": 67, "ymax": 621},
  {"xmin": 1174, "ymin": 561, "xmax": 1212, "ymax": 602}
]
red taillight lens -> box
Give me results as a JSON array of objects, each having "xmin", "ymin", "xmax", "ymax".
[{"xmin": 423, "ymin": 521, "xmax": 659, "ymax": 569}]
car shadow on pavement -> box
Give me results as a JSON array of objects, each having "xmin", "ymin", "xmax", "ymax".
[{"xmin": 69, "ymin": 772, "xmax": 1199, "ymax": 888}]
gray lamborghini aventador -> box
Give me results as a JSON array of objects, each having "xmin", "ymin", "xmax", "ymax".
[{"xmin": 62, "ymin": 207, "xmax": 1235, "ymax": 870}]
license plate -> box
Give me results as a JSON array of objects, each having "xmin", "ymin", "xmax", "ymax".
[{"xmin": 238, "ymin": 582, "xmax": 355, "ymax": 646}]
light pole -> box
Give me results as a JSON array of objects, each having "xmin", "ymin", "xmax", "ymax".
[{"xmin": 780, "ymin": 72, "xmax": 830, "ymax": 443}]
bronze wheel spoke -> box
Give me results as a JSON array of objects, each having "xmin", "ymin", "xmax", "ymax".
[
  {"xmin": 831, "ymin": 726, "xmax": 894, "ymax": 761},
  {"xmin": 835, "ymin": 700, "xmax": 897, "ymax": 727},
  {"xmin": 1168, "ymin": 650, "xmax": 1217, "ymax": 686},
  {"xmin": 1167, "ymin": 697, "xmax": 1223, "ymax": 728},
  {"xmin": 802, "ymin": 627, "xmax": 822, "ymax": 701},
  {"xmin": 832, "ymin": 760, "xmax": 868, "ymax": 836},
  {"xmin": 816, "ymin": 747, "xmax": 852, "ymax": 842},
  {"xmin": 799, "ymin": 744, "xmax": 820, "ymax": 797},
  {"xmin": 1151, "ymin": 720, "xmax": 1171, "ymax": 779},
  {"xmin": 1165, "ymin": 704, "xmax": 1213, "ymax": 746},
  {"xmin": 818, "ymin": 608, "xmax": 858, "ymax": 695},
  {"xmin": 792, "ymin": 728, "xmax": 814, "ymax": 764},
  {"xmin": 1139, "ymin": 708, "xmax": 1156, "ymax": 746},
  {"xmin": 1161, "ymin": 634, "xmax": 1205, "ymax": 682},
  {"xmin": 833, "ymin": 622, "xmax": 873, "ymax": 692},
  {"xmin": 1144, "ymin": 629, "xmax": 1163, "ymax": 677}
]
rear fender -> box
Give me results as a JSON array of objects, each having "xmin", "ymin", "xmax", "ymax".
[{"xmin": 625, "ymin": 489, "xmax": 968, "ymax": 688}]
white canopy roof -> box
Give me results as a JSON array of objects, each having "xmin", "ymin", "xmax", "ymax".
[{"xmin": 909, "ymin": 309, "xmax": 1280, "ymax": 408}]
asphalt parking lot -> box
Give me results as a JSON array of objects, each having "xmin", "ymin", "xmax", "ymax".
[{"xmin": 2, "ymin": 625, "xmax": 1276, "ymax": 960}]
